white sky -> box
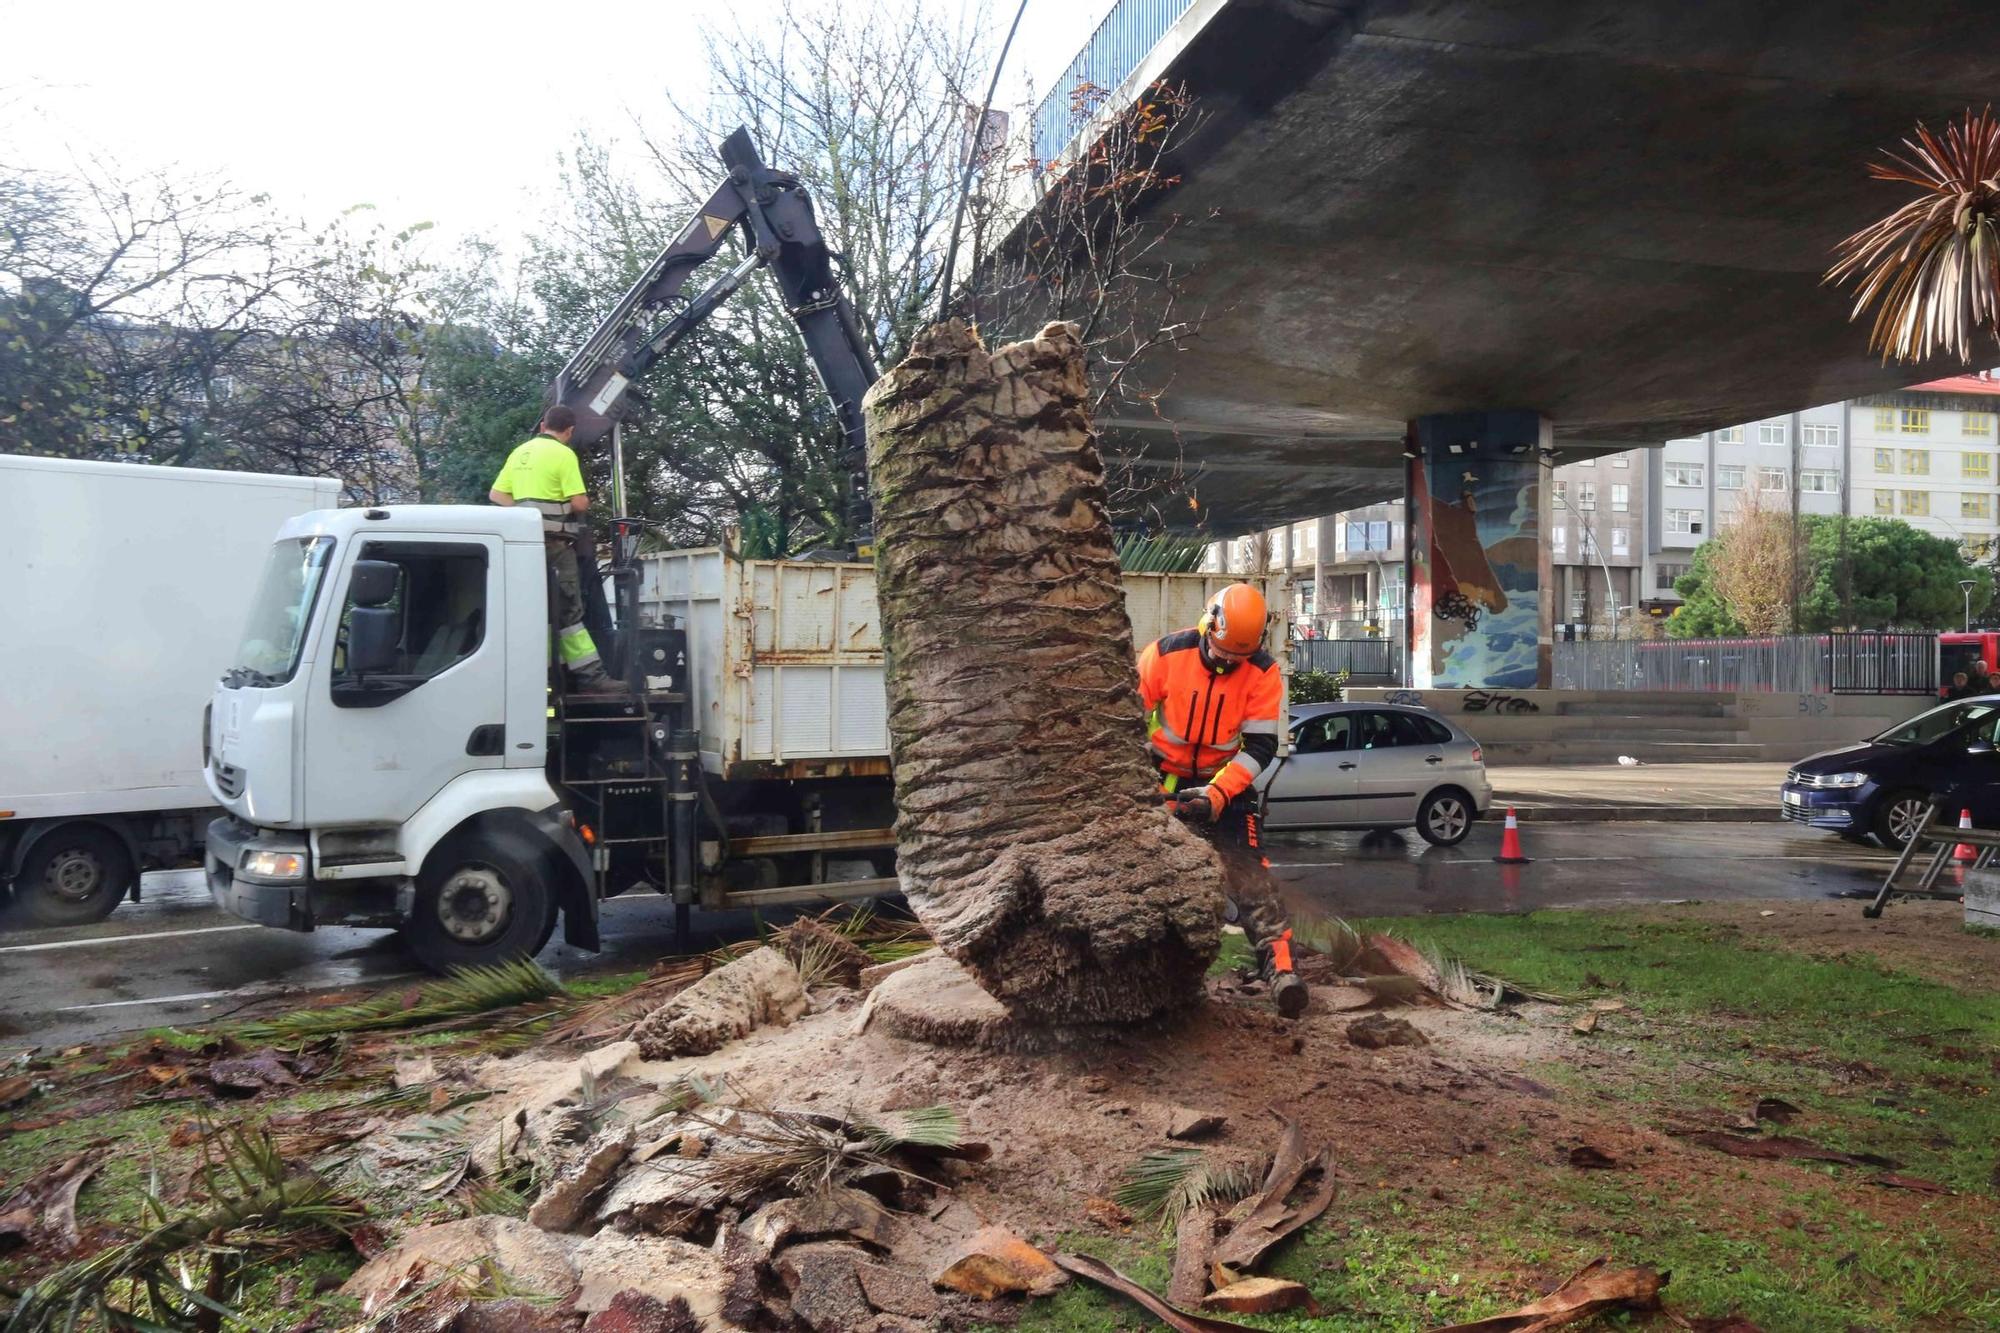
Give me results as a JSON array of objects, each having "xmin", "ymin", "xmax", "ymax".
[{"xmin": 4, "ymin": 0, "xmax": 1114, "ymax": 245}]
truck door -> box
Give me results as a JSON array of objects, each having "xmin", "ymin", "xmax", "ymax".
[{"xmin": 302, "ymin": 536, "xmax": 508, "ymax": 826}]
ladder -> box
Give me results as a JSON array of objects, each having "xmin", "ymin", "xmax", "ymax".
[{"xmin": 1863, "ymin": 802, "xmax": 2000, "ymax": 918}]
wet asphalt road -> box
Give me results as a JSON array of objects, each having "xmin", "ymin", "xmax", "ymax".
[{"xmin": 0, "ymin": 821, "xmax": 1896, "ymax": 1049}]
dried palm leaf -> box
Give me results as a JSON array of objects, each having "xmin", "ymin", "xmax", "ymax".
[
  {"xmin": 1825, "ymin": 105, "xmax": 2000, "ymax": 364},
  {"xmin": 7, "ymin": 1120, "xmax": 357, "ymax": 1331}
]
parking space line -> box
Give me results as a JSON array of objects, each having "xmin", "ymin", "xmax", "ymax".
[{"xmin": 0, "ymin": 924, "xmax": 260, "ymax": 954}]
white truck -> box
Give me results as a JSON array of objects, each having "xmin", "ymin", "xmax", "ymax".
[
  {"xmin": 0, "ymin": 454, "xmax": 342, "ymax": 924},
  {"xmin": 199, "ymin": 502, "xmax": 1281, "ymax": 970}
]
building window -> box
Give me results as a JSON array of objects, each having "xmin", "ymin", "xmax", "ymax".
[
  {"xmin": 1552, "ymin": 525, "xmax": 1566, "ymax": 553},
  {"xmin": 1900, "ymin": 408, "xmax": 1931, "ymax": 434},
  {"xmin": 1716, "ymin": 426, "xmax": 1743, "ymax": 443},
  {"xmin": 1874, "ymin": 448, "xmax": 1895, "ymax": 473},
  {"xmin": 1799, "ymin": 470, "xmax": 1838, "ymax": 493},
  {"xmin": 1901, "ymin": 449, "xmax": 1930, "ymax": 475},
  {"xmin": 1611, "ymin": 529, "xmax": 1629, "ymax": 555},
  {"xmin": 1717, "ymin": 465, "xmax": 1744, "ymax": 489},
  {"xmin": 1803, "ymin": 423, "xmax": 1839, "ymax": 447},
  {"xmin": 1665, "ymin": 463, "xmax": 1704, "ymax": 487},
  {"xmin": 1963, "ymin": 493, "xmax": 1994, "ymax": 521},
  {"xmin": 1611, "ymin": 483, "xmax": 1629, "ymax": 512},
  {"xmin": 1757, "ymin": 468, "xmax": 1788, "ymax": 491},
  {"xmin": 1569, "ymin": 589, "xmax": 1588, "ymax": 620},
  {"xmin": 1901, "ymin": 491, "xmax": 1930, "ymax": 516},
  {"xmin": 1656, "ymin": 563, "xmax": 1690, "ymax": 591},
  {"xmin": 1758, "ymin": 421, "xmax": 1787, "ymax": 445},
  {"xmin": 1610, "ymin": 454, "xmax": 1629, "ymax": 468},
  {"xmin": 1874, "ymin": 408, "xmax": 1896, "ymax": 432},
  {"xmin": 1575, "ymin": 482, "xmax": 1596, "ymax": 511},
  {"xmin": 1964, "ymin": 453, "xmax": 1993, "ymax": 480},
  {"xmin": 1874, "ymin": 490, "xmax": 1894, "ymax": 515},
  {"xmin": 1368, "ymin": 520, "xmax": 1390, "ymax": 550},
  {"xmin": 1966, "ymin": 411, "xmax": 1996, "ymax": 438},
  {"xmin": 1551, "ymin": 479, "xmax": 1566, "ymax": 502},
  {"xmin": 1665, "ymin": 508, "xmax": 1702, "ymax": 535}
]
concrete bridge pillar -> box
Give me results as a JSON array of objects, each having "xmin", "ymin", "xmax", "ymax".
[{"xmin": 1405, "ymin": 411, "xmax": 1554, "ymax": 689}]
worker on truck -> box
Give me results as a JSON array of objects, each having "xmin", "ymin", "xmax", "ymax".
[
  {"xmin": 1138, "ymin": 583, "xmax": 1307, "ymax": 1018},
  {"xmin": 488, "ymin": 405, "xmax": 617, "ymax": 693}
]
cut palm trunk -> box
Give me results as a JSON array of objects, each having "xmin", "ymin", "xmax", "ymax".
[{"xmin": 863, "ymin": 320, "xmax": 1225, "ymax": 1024}]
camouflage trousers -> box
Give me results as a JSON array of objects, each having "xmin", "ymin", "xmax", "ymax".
[{"xmin": 1203, "ymin": 798, "xmax": 1290, "ymax": 955}]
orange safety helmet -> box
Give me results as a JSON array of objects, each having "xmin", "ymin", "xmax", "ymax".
[{"xmin": 1199, "ymin": 583, "xmax": 1269, "ymax": 656}]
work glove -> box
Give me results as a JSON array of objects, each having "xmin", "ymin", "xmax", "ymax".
[{"xmin": 1172, "ymin": 790, "xmax": 1219, "ymax": 824}]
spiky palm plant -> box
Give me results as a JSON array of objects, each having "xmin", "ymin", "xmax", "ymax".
[
  {"xmin": 233, "ymin": 959, "xmax": 567, "ymax": 1043},
  {"xmin": 1112, "ymin": 1149, "xmax": 1259, "ymax": 1235},
  {"xmin": 1826, "ymin": 106, "xmax": 2000, "ymax": 364}
]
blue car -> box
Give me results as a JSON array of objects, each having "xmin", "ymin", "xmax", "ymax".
[{"xmin": 1781, "ymin": 695, "xmax": 2000, "ymax": 847}]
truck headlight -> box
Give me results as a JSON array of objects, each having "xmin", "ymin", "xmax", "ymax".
[
  {"xmin": 1821, "ymin": 772, "xmax": 1869, "ymax": 789},
  {"xmin": 241, "ymin": 850, "xmax": 305, "ymax": 879}
]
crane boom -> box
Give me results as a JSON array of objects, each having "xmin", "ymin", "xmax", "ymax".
[{"xmin": 550, "ymin": 127, "xmax": 879, "ymax": 546}]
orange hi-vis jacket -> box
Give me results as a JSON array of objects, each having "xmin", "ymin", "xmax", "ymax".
[{"xmin": 1136, "ymin": 629, "xmax": 1284, "ymax": 809}]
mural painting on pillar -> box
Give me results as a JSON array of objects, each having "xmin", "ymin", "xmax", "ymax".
[{"xmin": 1406, "ymin": 412, "xmax": 1551, "ymax": 690}]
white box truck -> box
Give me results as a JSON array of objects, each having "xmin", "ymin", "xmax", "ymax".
[
  {"xmin": 199, "ymin": 504, "xmax": 1285, "ymax": 971},
  {"xmin": 0, "ymin": 455, "xmax": 342, "ymax": 923}
]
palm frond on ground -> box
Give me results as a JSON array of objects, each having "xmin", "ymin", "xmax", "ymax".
[
  {"xmin": 1825, "ymin": 106, "xmax": 2000, "ymax": 364},
  {"xmin": 1113, "ymin": 1149, "xmax": 1260, "ymax": 1235},
  {"xmin": 235, "ymin": 960, "xmax": 568, "ymax": 1044}
]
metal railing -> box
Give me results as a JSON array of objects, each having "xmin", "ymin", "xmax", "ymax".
[
  {"xmin": 1552, "ymin": 634, "xmax": 1938, "ymax": 695},
  {"xmin": 1031, "ymin": 0, "xmax": 1197, "ymax": 165},
  {"xmin": 1294, "ymin": 638, "xmax": 1405, "ymax": 680}
]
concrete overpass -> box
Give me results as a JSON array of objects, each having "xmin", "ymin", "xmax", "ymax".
[{"xmin": 1027, "ymin": 0, "xmax": 1993, "ymax": 533}]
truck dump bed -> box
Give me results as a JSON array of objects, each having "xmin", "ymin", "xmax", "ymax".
[{"xmin": 637, "ymin": 548, "xmax": 1286, "ymax": 781}]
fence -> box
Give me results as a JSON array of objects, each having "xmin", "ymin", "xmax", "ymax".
[
  {"xmin": 1552, "ymin": 634, "xmax": 1937, "ymax": 695},
  {"xmin": 1294, "ymin": 638, "xmax": 1405, "ymax": 680},
  {"xmin": 1031, "ymin": 0, "xmax": 1197, "ymax": 164}
]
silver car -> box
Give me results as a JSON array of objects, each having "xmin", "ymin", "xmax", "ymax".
[{"xmin": 1255, "ymin": 702, "xmax": 1493, "ymax": 845}]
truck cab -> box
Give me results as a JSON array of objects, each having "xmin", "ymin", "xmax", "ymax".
[{"xmin": 205, "ymin": 505, "xmax": 603, "ymax": 970}]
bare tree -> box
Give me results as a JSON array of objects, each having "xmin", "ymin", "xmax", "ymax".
[
  {"xmin": 1708, "ymin": 484, "xmax": 1812, "ymax": 635},
  {"xmin": 960, "ymin": 79, "xmax": 1211, "ymax": 527}
]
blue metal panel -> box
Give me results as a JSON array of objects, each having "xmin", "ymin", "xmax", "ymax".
[{"xmin": 1031, "ymin": 0, "xmax": 1198, "ymax": 166}]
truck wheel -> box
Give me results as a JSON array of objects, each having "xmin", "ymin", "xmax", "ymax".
[
  {"xmin": 405, "ymin": 834, "xmax": 557, "ymax": 973},
  {"xmin": 15, "ymin": 825, "xmax": 132, "ymax": 926}
]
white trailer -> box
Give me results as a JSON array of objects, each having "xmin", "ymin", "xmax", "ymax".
[{"xmin": 0, "ymin": 455, "xmax": 341, "ymax": 923}]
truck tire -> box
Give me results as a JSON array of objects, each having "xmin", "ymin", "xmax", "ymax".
[
  {"xmin": 405, "ymin": 833, "xmax": 558, "ymax": 973},
  {"xmin": 14, "ymin": 824, "xmax": 132, "ymax": 926}
]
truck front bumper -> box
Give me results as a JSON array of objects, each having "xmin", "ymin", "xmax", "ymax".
[{"xmin": 205, "ymin": 817, "xmax": 315, "ymax": 931}]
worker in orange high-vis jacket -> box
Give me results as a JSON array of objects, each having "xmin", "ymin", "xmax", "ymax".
[{"xmin": 1137, "ymin": 583, "xmax": 1306, "ymax": 1018}]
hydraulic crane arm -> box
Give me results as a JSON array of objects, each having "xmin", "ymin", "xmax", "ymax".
[{"xmin": 550, "ymin": 127, "xmax": 879, "ymax": 542}]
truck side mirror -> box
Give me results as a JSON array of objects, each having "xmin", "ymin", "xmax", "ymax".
[
  {"xmin": 348, "ymin": 559, "xmax": 400, "ymax": 608},
  {"xmin": 346, "ymin": 606, "xmax": 402, "ymax": 675}
]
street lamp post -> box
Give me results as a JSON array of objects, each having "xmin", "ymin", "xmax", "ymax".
[{"xmin": 1960, "ymin": 578, "xmax": 1976, "ymax": 633}]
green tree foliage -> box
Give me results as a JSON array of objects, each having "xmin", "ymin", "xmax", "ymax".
[{"xmin": 1671, "ymin": 515, "xmax": 1993, "ymax": 635}]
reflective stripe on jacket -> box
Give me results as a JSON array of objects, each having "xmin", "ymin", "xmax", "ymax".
[{"xmin": 1136, "ymin": 628, "xmax": 1282, "ymax": 808}]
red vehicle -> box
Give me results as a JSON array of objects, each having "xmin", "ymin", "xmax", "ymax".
[{"xmin": 1938, "ymin": 632, "xmax": 1999, "ymax": 697}]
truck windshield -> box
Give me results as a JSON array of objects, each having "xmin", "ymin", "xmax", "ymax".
[{"xmin": 230, "ymin": 537, "xmax": 335, "ymax": 686}]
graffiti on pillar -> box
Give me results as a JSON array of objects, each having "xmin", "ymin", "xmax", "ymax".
[{"xmin": 1409, "ymin": 445, "xmax": 1542, "ymax": 689}]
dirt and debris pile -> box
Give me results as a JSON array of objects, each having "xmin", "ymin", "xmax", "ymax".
[{"xmin": 863, "ymin": 319, "xmax": 1226, "ymax": 1026}]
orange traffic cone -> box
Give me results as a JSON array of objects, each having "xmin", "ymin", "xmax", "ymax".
[
  {"xmin": 1954, "ymin": 808, "xmax": 1978, "ymax": 863},
  {"xmin": 1495, "ymin": 807, "xmax": 1531, "ymax": 864}
]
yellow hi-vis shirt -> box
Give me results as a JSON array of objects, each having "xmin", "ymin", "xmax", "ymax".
[{"xmin": 491, "ymin": 434, "xmax": 586, "ymax": 503}]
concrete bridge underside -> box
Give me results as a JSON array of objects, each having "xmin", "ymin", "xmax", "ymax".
[{"xmin": 1089, "ymin": 0, "xmax": 1996, "ymax": 531}]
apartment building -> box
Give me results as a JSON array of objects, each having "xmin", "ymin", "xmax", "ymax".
[{"xmin": 1202, "ymin": 372, "xmax": 1999, "ymax": 636}]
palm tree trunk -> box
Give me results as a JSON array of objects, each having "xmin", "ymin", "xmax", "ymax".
[{"xmin": 864, "ymin": 320, "xmax": 1224, "ymax": 1025}]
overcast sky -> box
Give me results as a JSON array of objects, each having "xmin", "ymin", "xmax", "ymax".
[{"xmin": 5, "ymin": 0, "xmax": 1113, "ymax": 244}]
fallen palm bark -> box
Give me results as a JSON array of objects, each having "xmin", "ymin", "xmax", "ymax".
[
  {"xmin": 1425, "ymin": 1258, "xmax": 1666, "ymax": 1332},
  {"xmin": 1053, "ymin": 1252, "xmax": 1262, "ymax": 1333},
  {"xmin": 1210, "ymin": 1114, "xmax": 1336, "ymax": 1271},
  {"xmin": 864, "ymin": 320, "xmax": 1224, "ymax": 1024}
]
